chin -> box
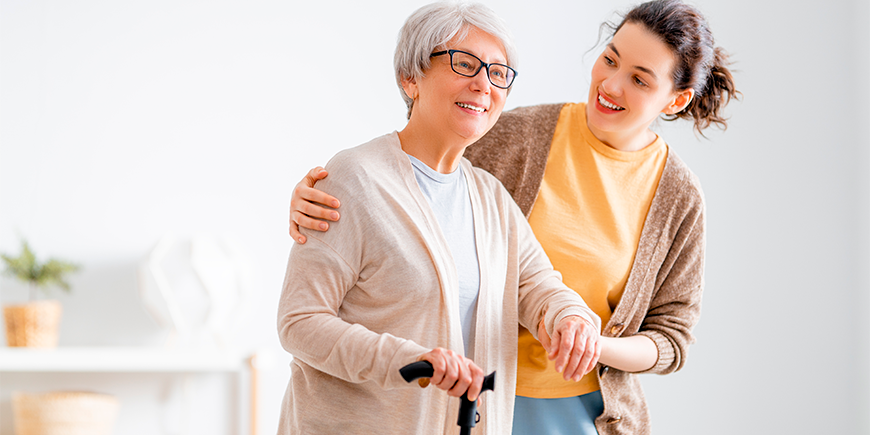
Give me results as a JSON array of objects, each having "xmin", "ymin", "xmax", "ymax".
[{"xmin": 457, "ymin": 123, "xmax": 493, "ymax": 142}]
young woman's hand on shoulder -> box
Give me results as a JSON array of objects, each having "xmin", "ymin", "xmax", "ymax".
[{"xmin": 289, "ymin": 166, "xmax": 341, "ymax": 243}]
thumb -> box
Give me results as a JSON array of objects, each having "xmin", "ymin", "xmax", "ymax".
[{"xmin": 305, "ymin": 166, "xmax": 328, "ymax": 186}]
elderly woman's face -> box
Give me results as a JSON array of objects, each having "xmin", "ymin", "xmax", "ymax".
[{"xmin": 403, "ymin": 26, "xmax": 508, "ymax": 143}]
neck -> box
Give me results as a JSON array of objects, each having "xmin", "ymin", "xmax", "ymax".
[
  {"xmin": 585, "ymin": 106, "xmax": 658, "ymax": 152},
  {"xmin": 398, "ymin": 122, "xmax": 472, "ymax": 174}
]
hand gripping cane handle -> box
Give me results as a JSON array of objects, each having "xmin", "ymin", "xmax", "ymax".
[{"xmin": 400, "ymin": 361, "xmax": 496, "ymax": 433}]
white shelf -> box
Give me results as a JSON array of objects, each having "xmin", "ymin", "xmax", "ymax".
[{"xmin": 0, "ymin": 347, "xmax": 248, "ymax": 373}]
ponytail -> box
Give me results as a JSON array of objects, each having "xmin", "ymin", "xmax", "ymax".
[
  {"xmin": 617, "ymin": 0, "xmax": 741, "ymax": 135},
  {"xmin": 672, "ymin": 46, "xmax": 740, "ymax": 134}
]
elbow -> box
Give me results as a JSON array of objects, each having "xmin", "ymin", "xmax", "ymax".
[
  {"xmin": 276, "ymin": 311, "xmax": 309, "ymax": 356},
  {"xmin": 277, "ymin": 315, "xmax": 295, "ymax": 354},
  {"xmin": 636, "ymin": 330, "xmax": 691, "ymax": 375}
]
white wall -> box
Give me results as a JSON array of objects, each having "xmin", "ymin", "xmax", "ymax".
[{"xmin": 1, "ymin": 0, "xmax": 868, "ymax": 434}]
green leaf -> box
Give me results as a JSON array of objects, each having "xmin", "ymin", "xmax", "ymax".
[{"xmin": 1, "ymin": 239, "xmax": 80, "ymax": 296}]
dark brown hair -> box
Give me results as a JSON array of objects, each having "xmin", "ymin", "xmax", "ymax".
[{"xmin": 605, "ymin": 0, "xmax": 740, "ymax": 134}]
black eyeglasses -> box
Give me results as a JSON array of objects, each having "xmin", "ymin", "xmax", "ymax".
[{"xmin": 430, "ymin": 49, "xmax": 517, "ymax": 89}]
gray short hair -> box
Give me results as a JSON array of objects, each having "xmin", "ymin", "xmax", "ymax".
[{"xmin": 394, "ymin": 2, "xmax": 518, "ymax": 119}]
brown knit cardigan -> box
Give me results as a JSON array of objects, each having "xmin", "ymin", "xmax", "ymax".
[{"xmin": 464, "ymin": 104, "xmax": 706, "ymax": 435}]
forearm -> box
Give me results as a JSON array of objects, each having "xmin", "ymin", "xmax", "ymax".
[
  {"xmin": 279, "ymin": 311, "xmax": 426, "ymax": 387},
  {"xmin": 514, "ymin": 208, "xmax": 600, "ymax": 336},
  {"xmin": 278, "ymin": 240, "xmax": 428, "ymax": 389},
  {"xmin": 598, "ymin": 335, "xmax": 658, "ymax": 373}
]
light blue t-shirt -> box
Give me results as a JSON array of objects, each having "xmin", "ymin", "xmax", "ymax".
[{"xmin": 407, "ymin": 154, "xmax": 480, "ymax": 356}]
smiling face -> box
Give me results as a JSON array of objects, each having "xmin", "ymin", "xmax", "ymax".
[
  {"xmin": 586, "ymin": 22, "xmax": 694, "ymax": 150},
  {"xmin": 402, "ymin": 26, "xmax": 508, "ymax": 145}
]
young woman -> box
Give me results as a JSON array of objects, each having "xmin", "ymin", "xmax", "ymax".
[{"xmin": 288, "ymin": 1, "xmax": 739, "ymax": 434}]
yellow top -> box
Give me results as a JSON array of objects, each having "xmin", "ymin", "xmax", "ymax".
[{"xmin": 517, "ymin": 102, "xmax": 668, "ymax": 398}]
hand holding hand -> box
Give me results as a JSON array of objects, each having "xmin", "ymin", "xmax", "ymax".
[{"xmin": 538, "ymin": 316, "xmax": 601, "ymax": 381}]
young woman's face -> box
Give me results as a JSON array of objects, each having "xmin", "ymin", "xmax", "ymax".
[
  {"xmin": 586, "ymin": 22, "xmax": 690, "ymax": 142},
  {"xmin": 403, "ymin": 26, "xmax": 508, "ymax": 143}
]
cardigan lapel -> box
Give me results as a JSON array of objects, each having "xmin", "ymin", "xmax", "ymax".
[
  {"xmin": 608, "ymin": 149, "xmax": 681, "ymax": 333},
  {"xmin": 384, "ymin": 132, "xmax": 465, "ymax": 353},
  {"xmin": 461, "ymin": 159, "xmax": 490, "ymax": 365}
]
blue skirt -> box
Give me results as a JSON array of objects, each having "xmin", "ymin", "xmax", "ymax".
[{"xmin": 512, "ymin": 391, "xmax": 604, "ymax": 435}]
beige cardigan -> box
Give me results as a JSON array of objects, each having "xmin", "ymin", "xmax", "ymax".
[
  {"xmin": 277, "ymin": 132, "xmax": 599, "ymax": 435},
  {"xmin": 466, "ymin": 104, "xmax": 706, "ymax": 435}
]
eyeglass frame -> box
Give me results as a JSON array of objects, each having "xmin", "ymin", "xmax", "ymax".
[{"xmin": 430, "ymin": 49, "xmax": 518, "ymax": 89}]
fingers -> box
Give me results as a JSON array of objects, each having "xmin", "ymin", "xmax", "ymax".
[
  {"xmin": 303, "ymin": 166, "xmax": 329, "ymax": 186},
  {"xmin": 300, "ymin": 167, "xmax": 340, "ymax": 209},
  {"xmin": 291, "ymin": 185, "xmax": 341, "ymax": 220},
  {"xmin": 289, "ymin": 166, "xmax": 342, "ymax": 243},
  {"xmin": 465, "ymin": 365, "xmax": 485, "ymax": 402},
  {"xmin": 552, "ymin": 324, "xmax": 576, "ymax": 378},
  {"xmin": 291, "ymin": 208, "xmax": 334, "ymax": 231},
  {"xmin": 584, "ymin": 335, "xmax": 602, "ymax": 375},
  {"xmin": 419, "ymin": 348, "xmax": 485, "ymax": 401},
  {"xmin": 289, "ymin": 205, "xmax": 333, "ymax": 244},
  {"xmin": 289, "ymin": 220, "xmax": 306, "ymax": 244},
  {"xmin": 563, "ymin": 331, "xmax": 592, "ymax": 381},
  {"xmin": 550, "ymin": 317, "xmax": 602, "ymax": 381}
]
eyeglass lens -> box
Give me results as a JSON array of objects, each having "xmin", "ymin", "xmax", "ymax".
[{"xmin": 450, "ymin": 51, "xmax": 514, "ymax": 88}]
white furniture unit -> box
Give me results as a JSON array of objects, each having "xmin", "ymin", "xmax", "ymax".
[{"xmin": 0, "ymin": 347, "xmax": 252, "ymax": 435}]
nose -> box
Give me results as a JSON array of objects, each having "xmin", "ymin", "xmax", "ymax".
[
  {"xmin": 469, "ymin": 67, "xmax": 491, "ymax": 95},
  {"xmin": 600, "ymin": 71, "xmax": 622, "ymax": 97}
]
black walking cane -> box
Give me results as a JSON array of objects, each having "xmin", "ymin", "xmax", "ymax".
[{"xmin": 400, "ymin": 361, "xmax": 496, "ymax": 435}]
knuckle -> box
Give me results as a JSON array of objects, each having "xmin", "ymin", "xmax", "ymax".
[{"xmin": 297, "ymin": 215, "xmax": 313, "ymax": 228}]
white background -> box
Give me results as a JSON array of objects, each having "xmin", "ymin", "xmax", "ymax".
[{"xmin": 1, "ymin": 0, "xmax": 868, "ymax": 434}]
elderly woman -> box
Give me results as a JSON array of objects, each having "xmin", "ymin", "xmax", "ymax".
[{"xmin": 277, "ymin": 2, "xmax": 600, "ymax": 434}]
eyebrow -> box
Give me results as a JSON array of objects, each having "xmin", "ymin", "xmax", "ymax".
[
  {"xmin": 607, "ymin": 43, "xmax": 657, "ymax": 79},
  {"xmin": 455, "ymin": 47, "xmax": 507, "ymax": 65}
]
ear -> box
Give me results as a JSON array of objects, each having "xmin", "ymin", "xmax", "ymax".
[
  {"xmin": 401, "ymin": 76, "xmax": 418, "ymax": 101},
  {"xmin": 663, "ymin": 88, "xmax": 694, "ymax": 115}
]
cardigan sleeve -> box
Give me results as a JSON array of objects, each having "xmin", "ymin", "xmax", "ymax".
[
  {"xmin": 277, "ymin": 236, "xmax": 430, "ymax": 389},
  {"xmin": 499, "ymin": 184, "xmax": 601, "ymax": 340},
  {"xmin": 634, "ymin": 177, "xmax": 706, "ymax": 375}
]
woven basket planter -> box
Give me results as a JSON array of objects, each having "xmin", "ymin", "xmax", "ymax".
[
  {"xmin": 3, "ymin": 301, "xmax": 62, "ymax": 348},
  {"xmin": 12, "ymin": 391, "xmax": 119, "ymax": 435}
]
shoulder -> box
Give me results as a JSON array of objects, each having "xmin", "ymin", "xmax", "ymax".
[
  {"xmin": 660, "ymin": 149, "xmax": 706, "ymax": 212},
  {"xmin": 322, "ymin": 133, "xmax": 402, "ymax": 182},
  {"xmin": 500, "ymin": 103, "xmax": 566, "ymax": 125},
  {"xmin": 469, "ymin": 103, "xmax": 565, "ymax": 155},
  {"xmin": 466, "ymin": 103, "xmax": 566, "ymax": 163},
  {"xmin": 325, "ymin": 133, "xmax": 400, "ymax": 175},
  {"xmin": 313, "ymin": 133, "xmax": 409, "ymax": 213},
  {"xmin": 481, "ymin": 103, "xmax": 566, "ymax": 143}
]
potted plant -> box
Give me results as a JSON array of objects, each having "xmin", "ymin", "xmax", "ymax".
[{"xmin": 1, "ymin": 240, "xmax": 79, "ymax": 348}]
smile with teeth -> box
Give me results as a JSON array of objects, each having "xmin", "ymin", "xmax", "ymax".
[
  {"xmin": 598, "ymin": 95, "xmax": 625, "ymax": 111},
  {"xmin": 456, "ymin": 102, "xmax": 486, "ymax": 113}
]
